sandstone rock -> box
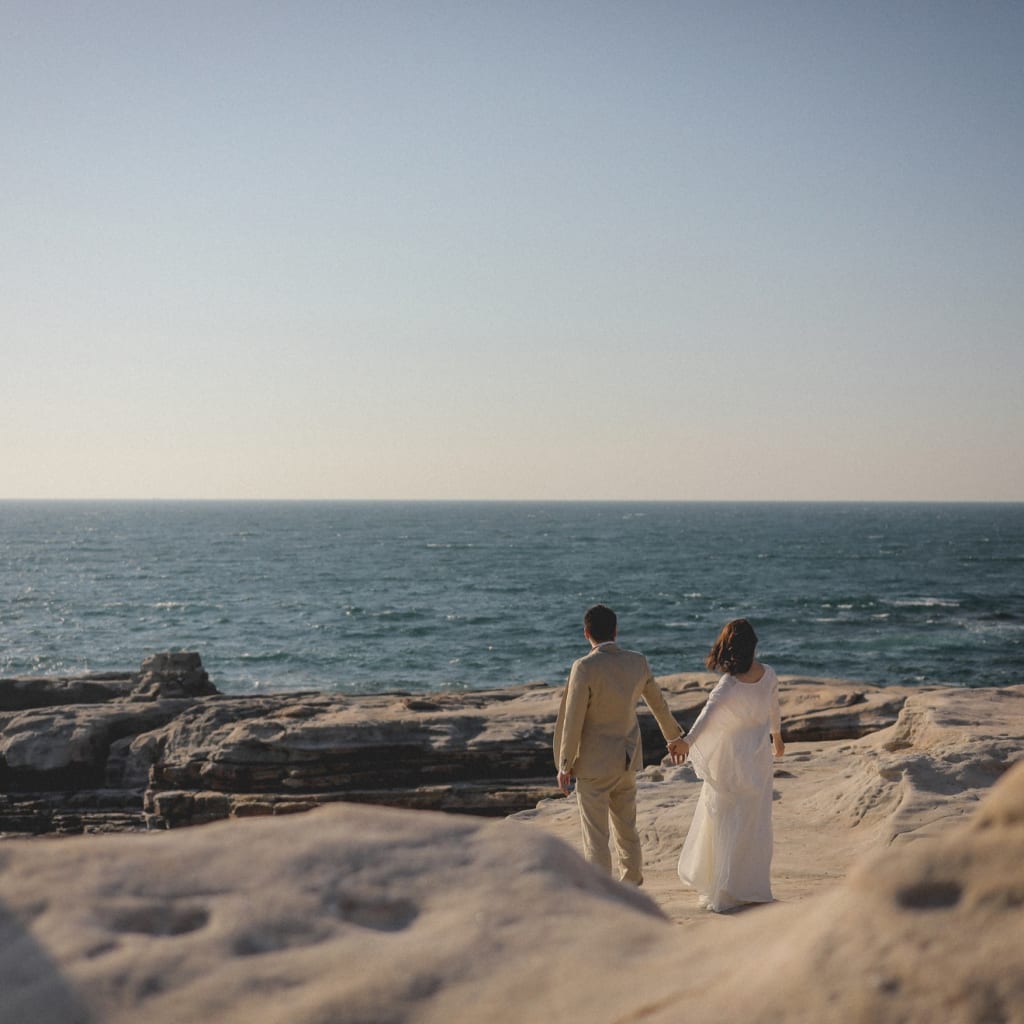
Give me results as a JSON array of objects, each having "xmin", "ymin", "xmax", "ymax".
[
  {"xmin": 140, "ymin": 686, "xmax": 568, "ymax": 826},
  {"xmin": 765, "ymin": 686, "xmax": 1024, "ymax": 854},
  {"xmin": 774, "ymin": 679, "xmax": 914, "ymax": 740},
  {"xmin": 133, "ymin": 652, "xmax": 217, "ymax": 699},
  {"xmin": 0, "ymin": 656, "xmax": 927, "ymax": 834},
  {"xmin": 0, "ymin": 654, "xmax": 213, "ymax": 835},
  {"xmin": 682, "ymin": 759, "xmax": 1024, "ymax": 1024},
  {"xmin": 0, "ymin": 729, "xmax": 1021, "ymax": 1024},
  {"xmin": 0, "ymin": 672, "xmax": 136, "ymax": 711},
  {"xmin": 142, "ymin": 675, "xmax": 899, "ymax": 828},
  {"xmin": 0, "ymin": 702, "xmax": 190, "ymax": 786}
]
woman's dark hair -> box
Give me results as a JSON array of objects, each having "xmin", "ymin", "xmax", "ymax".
[
  {"xmin": 706, "ymin": 618, "xmax": 759, "ymax": 675},
  {"xmin": 584, "ymin": 604, "xmax": 617, "ymax": 643}
]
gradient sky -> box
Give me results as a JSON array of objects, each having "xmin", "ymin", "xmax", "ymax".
[{"xmin": 3, "ymin": 1, "xmax": 1022, "ymax": 501}]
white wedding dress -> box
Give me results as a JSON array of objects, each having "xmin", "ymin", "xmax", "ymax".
[{"xmin": 677, "ymin": 665, "xmax": 781, "ymax": 912}]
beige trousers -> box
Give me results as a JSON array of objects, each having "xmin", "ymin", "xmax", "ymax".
[{"xmin": 575, "ymin": 769, "xmax": 643, "ymax": 885}]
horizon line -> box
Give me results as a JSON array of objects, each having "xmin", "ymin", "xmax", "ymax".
[{"xmin": 1, "ymin": 497, "xmax": 1022, "ymax": 506}]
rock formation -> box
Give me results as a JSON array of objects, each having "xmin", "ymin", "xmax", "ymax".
[
  {"xmin": 2, "ymin": 654, "xmax": 924, "ymax": 834},
  {"xmin": 0, "ymin": 692, "xmax": 1021, "ymax": 1024},
  {"xmin": 0, "ymin": 654, "xmax": 215, "ymax": 833}
]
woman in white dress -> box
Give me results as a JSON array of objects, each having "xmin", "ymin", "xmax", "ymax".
[{"xmin": 676, "ymin": 619, "xmax": 785, "ymax": 912}]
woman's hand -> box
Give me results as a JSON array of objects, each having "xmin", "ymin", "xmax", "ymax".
[{"xmin": 773, "ymin": 736, "xmax": 785, "ymax": 757}]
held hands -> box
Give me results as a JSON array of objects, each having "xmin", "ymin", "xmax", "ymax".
[
  {"xmin": 560, "ymin": 737, "xmax": 691, "ymax": 791},
  {"xmin": 667, "ymin": 737, "xmax": 689, "ymax": 765}
]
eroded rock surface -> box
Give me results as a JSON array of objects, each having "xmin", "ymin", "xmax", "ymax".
[
  {"xmin": 0, "ymin": 732, "xmax": 1021, "ymax": 1024},
  {"xmin": 1, "ymin": 653, "xmax": 938, "ymax": 833}
]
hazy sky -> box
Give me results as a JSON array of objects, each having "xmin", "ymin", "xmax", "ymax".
[{"xmin": 3, "ymin": 1, "xmax": 1022, "ymax": 501}]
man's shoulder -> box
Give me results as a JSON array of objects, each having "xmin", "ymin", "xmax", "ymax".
[
  {"xmin": 618, "ymin": 645, "xmax": 646, "ymax": 659},
  {"xmin": 576, "ymin": 641, "xmax": 642, "ymax": 657},
  {"xmin": 568, "ymin": 650, "xmax": 593, "ymax": 678},
  {"xmin": 575, "ymin": 644, "xmax": 649, "ymax": 672},
  {"xmin": 610, "ymin": 644, "xmax": 649, "ymax": 667}
]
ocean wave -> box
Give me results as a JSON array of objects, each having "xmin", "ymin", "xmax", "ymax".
[{"xmin": 885, "ymin": 597, "xmax": 961, "ymax": 609}]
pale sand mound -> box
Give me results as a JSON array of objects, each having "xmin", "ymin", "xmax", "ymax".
[{"xmin": 1, "ymin": 686, "xmax": 1022, "ymax": 1024}]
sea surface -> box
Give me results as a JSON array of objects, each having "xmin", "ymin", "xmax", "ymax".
[{"xmin": 1, "ymin": 501, "xmax": 1021, "ymax": 694}]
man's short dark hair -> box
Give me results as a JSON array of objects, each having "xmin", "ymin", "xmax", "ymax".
[{"xmin": 584, "ymin": 604, "xmax": 617, "ymax": 643}]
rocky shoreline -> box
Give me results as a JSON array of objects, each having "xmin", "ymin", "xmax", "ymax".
[
  {"xmin": 4, "ymin": 652, "xmax": 918, "ymax": 834},
  {"xmin": 3, "ymin": 654, "xmax": 1023, "ymax": 1023}
]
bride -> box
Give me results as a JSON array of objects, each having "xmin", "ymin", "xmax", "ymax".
[{"xmin": 676, "ymin": 619, "xmax": 785, "ymax": 912}]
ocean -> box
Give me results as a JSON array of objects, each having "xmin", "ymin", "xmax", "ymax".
[{"xmin": 1, "ymin": 501, "xmax": 1021, "ymax": 693}]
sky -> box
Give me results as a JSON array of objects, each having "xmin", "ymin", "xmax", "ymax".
[{"xmin": 3, "ymin": 1, "xmax": 1022, "ymax": 502}]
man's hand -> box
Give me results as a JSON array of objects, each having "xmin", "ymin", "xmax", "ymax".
[
  {"xmin": 667, "ymin": 737, "xmax": 689, "ymax": 765},
  {"xmin": 557, "ymin": 770, "xmax": 574, "ymax": 796}
]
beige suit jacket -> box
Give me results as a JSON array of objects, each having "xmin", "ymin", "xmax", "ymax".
[{"xmin": 553, "ymin": 642, "xmax": 682, "ymax": 778}]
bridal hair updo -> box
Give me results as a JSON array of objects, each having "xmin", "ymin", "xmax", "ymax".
[{"xmin": 706, "ymin": 619, "xmax": 759, "ymax": 675}]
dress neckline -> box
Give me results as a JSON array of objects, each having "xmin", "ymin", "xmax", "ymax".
[{"xmin": 732, "ymin": 665, "xmax": 766, "ymax": 685}]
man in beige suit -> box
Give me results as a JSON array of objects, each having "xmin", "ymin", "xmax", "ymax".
[{"xmin": 554, "ymin": 604, "xmax": 686, "ymax": 885}]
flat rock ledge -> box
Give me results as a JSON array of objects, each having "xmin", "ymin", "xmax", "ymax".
[{"xmin": 1, "ymin": 652, "xmax": 934, "ymax": 834}]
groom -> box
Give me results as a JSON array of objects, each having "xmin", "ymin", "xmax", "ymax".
[{"xmin": 554, "ymin": 604, "xmax": 686, "ymax": 885}]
